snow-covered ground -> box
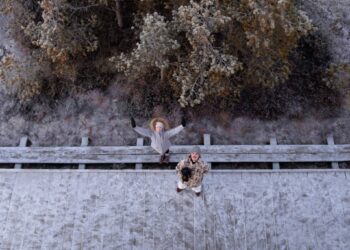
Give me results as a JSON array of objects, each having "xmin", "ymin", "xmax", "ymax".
[{"xmin": 298, "ymin": 0, "xmax": 350, "ymax": 64}]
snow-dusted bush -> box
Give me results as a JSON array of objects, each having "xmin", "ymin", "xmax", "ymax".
[
  {"xmin": 113, "ymin": 0, "xmax": 313, "ymax": 107},
  {"xmin": 0, "ymin": 54, "xmax": 43, "ymax": 103},
  {"xmin": 113, "ymin": 0, "xmax": 243, "ymax": 107},
  {"xmin": 236, "ymin": 0, "xmax": 314, "ymax": 87},
  {"xmin": 110, "ymin": 12, "xmax": 179, "ymax": 81}
]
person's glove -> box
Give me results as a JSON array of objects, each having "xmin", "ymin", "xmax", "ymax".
[
  {"xmin": 130, "ymin": 117, "xmax": 136, "ymax": 128},
  {"xmin": 181, "ymin": 116, "xmax": 186, "ymax": 127}
]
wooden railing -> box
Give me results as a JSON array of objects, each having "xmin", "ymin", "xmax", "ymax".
[{"xmin": 0, "ymin": 134, "xmax": 349, "ymax": 170}]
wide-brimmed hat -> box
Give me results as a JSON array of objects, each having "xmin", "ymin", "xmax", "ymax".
[{"xmin": 149, "ymin": 117, "xmax": 170, "ymax": 131}]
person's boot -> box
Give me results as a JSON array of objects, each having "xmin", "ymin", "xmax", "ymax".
[
  {"xmin": 176, "ymin": 187, "xmax": 184, "ymax": 193},
  {"xmin": 195, "ymin": 192, "xmax": 201, "ymax": 197},
  {"xmin": 163, "ymin": 153, "xmax": 170, "ymax": 164},
  {"xmin": 159, "ymin": 154, "xmax": 165, "ymax": 164}
]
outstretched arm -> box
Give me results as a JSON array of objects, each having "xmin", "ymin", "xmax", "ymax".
[
  {"xmin": 131, "ymin": 117, "xmax": 152, "ymax": 137},
  {"xmin": 133, "ymin": 126, "xmax": 152, "ymax": 138},
  {"xmin": 165, "ymin": 125, "xmax": 184, "ymax": 138}
]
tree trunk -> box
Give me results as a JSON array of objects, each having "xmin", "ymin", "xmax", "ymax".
[{"xmin": 115, "ymin": 0, "xmax": 123, "ymax": 28}]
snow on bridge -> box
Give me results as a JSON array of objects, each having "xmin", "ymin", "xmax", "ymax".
[{"xmin": 0, "ymin": 169, "xmax": 349, "ymax": 250}]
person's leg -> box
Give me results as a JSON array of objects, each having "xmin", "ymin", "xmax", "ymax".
[
  {"xmin": 163, "ymin": 149, "xmax": 170, "ymax": 164},
  {"xmin": 176, "ymin": 180, "xmax": 187, "ymax": 192},
  {"xmin": 192, "ymin": 185, "xmax": 202, "ymax": 196},
  {"xmin": 159, "ymin": 154, "xmax": 165, "ymax": 164}
]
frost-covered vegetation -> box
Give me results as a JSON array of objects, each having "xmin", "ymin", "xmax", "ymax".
[{"xmin": 0, "ymin": 0, "xmax": 348, "ymax": 118}]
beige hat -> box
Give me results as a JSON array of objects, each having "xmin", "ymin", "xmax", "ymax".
[{"xmin": 150, "ymin": 117, "xmax": 170, "ymax": 131}]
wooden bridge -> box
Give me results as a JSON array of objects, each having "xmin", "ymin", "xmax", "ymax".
[
  {"xmin": 0, "ymin": 134, "xmax": 350, "ymax": 249},
  {"xmin": 0, "ymin": 169, "xmax": 349, "ymax": 249}
]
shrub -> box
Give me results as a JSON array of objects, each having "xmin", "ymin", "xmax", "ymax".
[{"xmin": 113, "ymin": 0, "xmax": 313, "ymax": 108}]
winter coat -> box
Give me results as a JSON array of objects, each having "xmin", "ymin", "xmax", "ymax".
[
  {"xmin": 133, "ymin": 125, "xmax": 184, "ymax": 154},
  {"xmin": 176, "ymin": 155, "xmax": 209, "ymax": 188}
]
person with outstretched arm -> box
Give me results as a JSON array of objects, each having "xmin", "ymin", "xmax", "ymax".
[{"xmin": 131, "ymin": 117, "xmax": 186, "ymax": 164}]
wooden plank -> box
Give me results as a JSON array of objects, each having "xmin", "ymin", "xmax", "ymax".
[
  {"xmin": 274, "ymin": 173, "xmax": 296, "ymax": 250},
  {"xmin": 243, "ymin": 173, "xmax": 268, "ymax": 249},
  {"xmin": 225, "ymin": 178, "xmax": 246, "ymax": 250},
  {"xmin": 99, "ymin": 173, "xmax": 125, "ymax": 249},
  {"xmin": 0, "ymin": 173, "xmax": 17, "ymax": 247},
  {"xmin": 40, "ymin": 172, "xmax": 79, "ymax": 249},
  {"xmin": 325, "ymin": 172, "xmax": 350, "ymax": 249},
  {"xmin": 203, "ymin": 174, "xmax": 218, "ymax": 250},
  {"xmin": 135, "ymin": 138, "xmax": 143, "ymax": 169},
  {"xmin": 17, "ymin": 172, "xmax": 50, "ymax": 249},
  {"xmin": 260, "ymin": 173, "xmax": 278, "ymax": 249},
  {"xmin": 302, "ymin": 173, "xmax": 325, "ymax": 249},
  {"xmin": 71, "ymin": 173, "xmax": 101, "ymax": 250},
  {"xmin": 79, "ymin": 137, "xmax": 89, "ymax": 169},
  {"xmin": 270, "ymin": 138, "xmax": 280, "ymax": 170},
  {"xmin": 122, "ymin": 172, "xmax": 145, "ymax": 249},
  {"xmin": 0, "ymin": 152, "xmax": 349, "ymax": 164},
  {"xmin": 1, "ymin": 172, "xmax": 31, "ymax": 249},
  {"xmin": 211, "ymin": 173, "xmax": 232, "ymax": 249},
  {"xmin": 182, "ymin": 189, "xmax": 195, "ymax": 250},
  {"xmin": 173, "ymin": 178, "xmax": 186, "ymax": 250},
  {"xmin": 143, "ymin": 172, "xmax": 158, "ymax": 250},
  {"xmin": 327, "ymin": 134, "xmax": 339, "ymax": 169},
  {"xmin": 193, "ymin": 188, "xmax": 206, "ymax": 250},
  {"xmin": 1, "ymin": 144, "xmax": 350, "ymax": 158},
  {"xmin": 159, "ymin": 173, "xmax": 179, "ymax": 250},
  {"xmin": 14, "ymin": 136, "xmax": 29, "ymax": 169},
  {"xmin": 203, "ymin": 134, "xmax": 212, "ymax": 169},
  {"xmin": 83, "ymin": 173, "xmax": 107, "ymax": 250},
  {"xmin": 153, "ymin": 173, "xmax": 175, "ymax": 250},
  {"xmin": 1, "ymin": 144, "xmax": 350, "ymax": 164}
]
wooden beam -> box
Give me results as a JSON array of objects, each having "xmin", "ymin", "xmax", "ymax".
[
  {"xmin": 1, "ymin": 144, "xmax": 348, "ymax": 156},
  {"xmin": 135, "ymin": 138, "xmax": 143, "ymax": 169},
  {"xmin": 327, "ymin": 134, "xmax": 339, "ymax": 169},
  {"xmin": 14, "ymin": 136, "xmax": 30, "ymax": 169},
  {"xmin": 78, "ymin": 137, "xmax": 89, "ymax": 169},
  {"xmin": 1, "ymin": 144, "xmax": 350, "ymax": 164},
  {"xmin": 203, "ymin": 134, "xmax": 212, "ymax": 169},
  {"xmin": 270, "ymin": 138, "xmax": 280, "ymax": 170}
]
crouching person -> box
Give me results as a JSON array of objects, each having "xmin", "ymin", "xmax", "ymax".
[{"xmin": 176, "ymin": 146, "xmax": 209, "ymax": 196}]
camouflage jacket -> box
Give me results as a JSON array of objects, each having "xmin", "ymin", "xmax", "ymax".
[{"xmin": 176, "ymin": 156, "xmax": 209, "ymax": 188}]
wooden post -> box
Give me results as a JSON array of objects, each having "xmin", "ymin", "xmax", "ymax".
[
  {"xmin": 135, "ymin": 138, "xmax": 144, "ymax": 169},
  {"xmin": 270, "ymin": 137, "xmax": 280, "ymax": 170},
  {"xmin": 327, "ymin": 134, "xmax": 339, "ymax": 169},
  {"xmin": 15, "ymin": 136, "xmax": 31, "ymax": 169},
  {"xmin": 204, "ymin": 134, "xmax": 212, "ymax": 169},
  {"xmin": 79, "ymin": 137, "xmax": 89, "ymax": 169}
]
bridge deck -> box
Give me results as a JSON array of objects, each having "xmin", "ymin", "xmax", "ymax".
[{"xmin": 0, "ymin": 169, "xmax": 349, "ymax": 249}]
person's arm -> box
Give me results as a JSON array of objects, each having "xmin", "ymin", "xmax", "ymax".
[
  {"xmin": 133, "ymin": 126, "xmax": 152, "ymax": 138},
  {"xmin": 176, "ymin": 160, "xmax": 185, "ymax": 179},
  {"xmin": 165, "ymin": 125, "xmax": 184, "ymax": 138},
  {"xmin": 131, "ymin": 117, "xmax": 152, "ymax": 137},
  {"xmin": 202, "ymin": 161, "xmax": 209, "ymax": 174}
]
